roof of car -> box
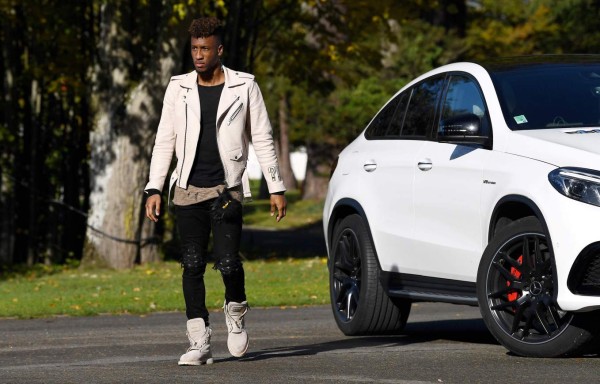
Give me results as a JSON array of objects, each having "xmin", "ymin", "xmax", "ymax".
[{"xmin": 478, "ymin": 54, "xmax": 600, "ymax": 73}]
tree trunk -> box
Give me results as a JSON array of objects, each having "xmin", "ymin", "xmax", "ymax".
[
  {"xmin": 302, "ymin": 142, "xmax": 335, "ymax": 200},
  {"xmin": 84, "ymin": 3, "xmax": 189, "ymax": 269},
  {"xmin": 277, "ymin": 92, "xmax": 297, "ymax": 191},
  {"xmin": 223, "ymin": 0, "xmax": 260, "ymax": 72},
  {"xmin": 257, "ymin": 93, "xmax": 297, "ymax": 198},
  {"xmin": 9, "ymin": 4, "xmax": 31, "ymax": 265},
  {"xmin": 0, "ymin": 10, "xmax": 16, "ymax": 264},
  {"xmin": 59, "ymin": 1, "xmax": 93, "ymax": 264},
  {"xmin": 28, "ymin": 79, "xmax": 43, "ymax": 265},
  {"xmin": 0, "ymin": 165, "xmax": 13, "ymax": 264}
]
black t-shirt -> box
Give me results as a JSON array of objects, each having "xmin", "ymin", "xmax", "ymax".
[{"xmin": 188, "ymin": 83, "xmax": 225, "ymax": 187}]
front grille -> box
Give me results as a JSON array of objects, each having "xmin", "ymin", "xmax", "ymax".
[{"xmin": 568, "ymin": 243, "xmax": 600, "ymax": 295}]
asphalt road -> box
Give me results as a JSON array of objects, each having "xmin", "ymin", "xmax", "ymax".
[{"xmin": 1, "ymin": 303, "xmax": 599, "ymax": 384}]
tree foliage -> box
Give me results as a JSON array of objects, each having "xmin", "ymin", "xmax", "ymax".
[
  {"xmin": 464, "ymin": 0, "xmax": 560, "ymax": 59},
  {"xmin": 3, "ymin": 0, "xmax": 600, "ymax": 267},
  {"xmin": 0, "ymin": 0, "xmax": 92, "ymax": 265}
]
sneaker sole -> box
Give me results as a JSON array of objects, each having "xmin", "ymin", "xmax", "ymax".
[
  {"xmin": 228, "ymin": 340, "xmax": 249, "ymax": 358},
  {"xmin": 178, "ymin": 358, "xmax": 214, "ymax": 366}
]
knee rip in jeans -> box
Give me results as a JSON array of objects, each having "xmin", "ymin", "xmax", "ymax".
[
  {"xmin": 181, "ymin": 244, "xmax": 207, "ymax": 273},
  {"xmin": 213, "ymin": 254, "xmax": 242, "ymax": 275}
]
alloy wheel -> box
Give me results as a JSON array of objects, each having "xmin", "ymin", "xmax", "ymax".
[
  {"xmin": 332, "ymin": 228, "xmax": 362, "ymax": 322},
  {"xmin": 486, "ymin": 232, "xmax": 573, "ymax": 343}
]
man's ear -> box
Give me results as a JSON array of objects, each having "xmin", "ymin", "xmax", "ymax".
[{"xmin": 218, "ymin": 44, "xmax": 224, "ymax": 57}]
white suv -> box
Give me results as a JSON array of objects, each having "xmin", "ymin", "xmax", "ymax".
[{"xmin": 323, "ymin": 55, "xmax": 600, "ymax": 357}]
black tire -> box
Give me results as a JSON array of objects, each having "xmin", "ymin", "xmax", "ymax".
[
  {"xmin": 329, "ymin": 214, "xmax": 411, "ymax": 335},
  {"xmin": 477, "ymin": 216, "xmax": 600, "ymax": 357}
]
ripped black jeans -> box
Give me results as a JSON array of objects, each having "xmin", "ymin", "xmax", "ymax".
[{"xmin": 176, "ymin": 199, "xmax": 246, "ymax": 325}]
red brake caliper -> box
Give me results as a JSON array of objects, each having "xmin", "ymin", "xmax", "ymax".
[{"xmin": 507, "ymin": 255, "xmax": 523, "ymax": 303}]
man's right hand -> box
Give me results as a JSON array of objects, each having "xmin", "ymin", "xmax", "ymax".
[{"xmin": 145, "ymin": 195, "xmax": 162, "ymax": 222}]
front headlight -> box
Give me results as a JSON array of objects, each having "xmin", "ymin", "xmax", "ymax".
[{"xmin": 548, "ymin": 167, "xmax": 600, "ymax": 207}]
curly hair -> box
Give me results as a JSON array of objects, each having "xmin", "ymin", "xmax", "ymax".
[{"xmin": 188, "ymin": 17, "xmax": 224, "ymax": 42}]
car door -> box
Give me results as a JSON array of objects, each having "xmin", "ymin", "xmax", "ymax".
[
  {"xmin": 409, "ymin": 73, "xmax": 490, "ymax": 281},
  {"xmin": 360, "ymin": 75, "xmax": 445, "ymax": 273}
]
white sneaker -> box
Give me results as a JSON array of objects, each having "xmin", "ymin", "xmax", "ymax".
[
  {"xmin": 178, "ymin": 318, "xmax": 214, "ymax": 366},
  {"xmin": 224, "ymin": 301, "xmax": 249, "ymax": 357}
]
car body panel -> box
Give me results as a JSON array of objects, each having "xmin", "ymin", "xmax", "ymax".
[
  {"xmin": 357, "ymin": 139, "xmax": 426, "ymax": 273},
  {"xmin": 508, "ymin": 129, "xmax": 600, "ymax": 168},
  {"xmin": 408, "ymin": 142, "xmax": 485, "ymax": 281}
]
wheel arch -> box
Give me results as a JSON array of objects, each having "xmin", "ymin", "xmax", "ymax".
[
  {"xmin": 328, "ymin": 199, "xmax": 380, "ymax": 267},
  {"xmin": 328, "ymin": 198, "xmax": 370, "ymax": 246},
  {"xmin": 488, "ymin": 195, "xmax": 550, "ymax": 242}
]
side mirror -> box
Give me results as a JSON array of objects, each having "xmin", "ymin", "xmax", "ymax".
[{"xmin": 438, "ymin": 113, "xmax": 490, "ymax": 146}]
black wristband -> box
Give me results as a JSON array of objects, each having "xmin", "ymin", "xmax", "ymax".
[
  {"xmin": 144, "ymin": 189, "xmax": 161, "ymax": 198},
  {"xmin": 271, "ymin": 191, "xmax": 285, "ymax": 196}
]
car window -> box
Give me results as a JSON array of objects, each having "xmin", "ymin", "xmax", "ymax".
[
  {"xmin": 386, "ymin": 92, "xmax": 409, "ymax": 136},
  {"xmin": 402, "ymin": 76, "xmax": 445, "ymax": 137},
  {"xmin": 439, "ymin": 74, "xmax": 490, "ymax": 136},
  {"xmin": 365, "ymin": 94, "xmax": 402, "ymax": 139},
  {"xmin": 489, "ymin": 63, "xmax": 600, "ymax": 130}
]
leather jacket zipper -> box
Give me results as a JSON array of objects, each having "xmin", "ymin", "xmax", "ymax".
[
  {"xmin": 178, "ymin": 104, "xmax": 188, "ymax": 186},
  {"xmin": 215, "ymin": 124, "xmax": 230, "ymax": 187},
  {"xmin": 228, "ymin": 102, "xmax": 243, "ymax": 126},
  {"xmin": 227, "ymin": 95, "xmax": 244, "ymax": 125}
]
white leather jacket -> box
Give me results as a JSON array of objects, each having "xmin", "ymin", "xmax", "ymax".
[{"xmin": 145, "ymin": 66, "xmax": 286, "ymax": 199}]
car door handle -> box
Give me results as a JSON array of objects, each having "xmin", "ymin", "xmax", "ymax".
[
  {"xmin": 363, "ymin": 161, "xmax": 377, "ymax": 172},
  {"xmin": 417, "ymin": 159, "xmax": 433, "ymax": 171}
]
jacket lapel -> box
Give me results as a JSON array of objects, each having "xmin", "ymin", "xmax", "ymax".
[
  {"xmin": 180, "ymin": 71, "xmax": 200, "ymax": 121},
  {"xmin": 180, "ymin": 68, "xmax": 245, "ymax": 128}
]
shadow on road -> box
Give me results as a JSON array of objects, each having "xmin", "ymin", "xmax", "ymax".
[
  {"xmin": 403, "ymin": 318, "xmax": 495, "ymax": 344},
  {"xmin": 225, "ymin": 318, "xmax": 497, "ymax": 363}
]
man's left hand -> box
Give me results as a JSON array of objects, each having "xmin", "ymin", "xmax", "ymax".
[{"xmin": 270, "ymin": 194, "xmax": 287, "ymax": 222}]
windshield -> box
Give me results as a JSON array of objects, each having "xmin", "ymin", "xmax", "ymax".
[{"xmin": 489, "ymin": 63, "xmax": 600, "ymax": 130}]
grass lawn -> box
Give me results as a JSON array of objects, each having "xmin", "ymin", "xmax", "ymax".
[
  {"xmin": 242, "ymin": 186, "xmax": 324, "ymax": 229},
  {"xmin": 0, "ymin": 258, "xmax": 329, "ymax": 319},
  {"xmin": 1, "ymin": 188, "xmax": 329, "ymax": 319}
]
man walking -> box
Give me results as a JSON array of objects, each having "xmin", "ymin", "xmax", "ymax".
[{"xmin": 144, "ymin": 16, "xmax": 287, "ymax": 365}]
